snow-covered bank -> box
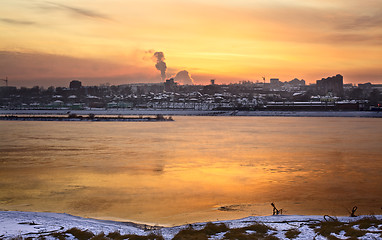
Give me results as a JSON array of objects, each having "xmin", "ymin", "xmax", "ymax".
[
  {"xmin": 1, "ymin": 211, "xmax": 381, "ymax": 239},
  {"xmin": 0, "ymin": 211, "xmax": 146, "ymax": 238},
  {"xmin": 1, "ymin": 109, "xmax": 381, "ymax": 117}
]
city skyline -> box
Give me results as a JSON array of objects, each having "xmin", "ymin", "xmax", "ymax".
[{"xmin": 1, "ymin": 0, "xmax": 382, "ymax": 87}]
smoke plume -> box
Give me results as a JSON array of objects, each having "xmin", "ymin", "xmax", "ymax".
[
  {"xmin": 153, "ymin": 52, "xmax": 167, "ymax": 81},
  {"xmin": 174, "ymin": 70, "xmax": 194, "ymax": 85}
]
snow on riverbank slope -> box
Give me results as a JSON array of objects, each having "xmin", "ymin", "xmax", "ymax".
[
  {"xmin": 1, "ymin": 211, "xmax": 381, "ymax": 239},
  {"xmin": 0, "ymin": 211, "xmax": 145, "ymax": 238}
]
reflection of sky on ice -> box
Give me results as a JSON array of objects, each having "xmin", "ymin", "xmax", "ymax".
[{"xmin": 0, "ymin": 116, "xmax": 381, "ymax": 225}]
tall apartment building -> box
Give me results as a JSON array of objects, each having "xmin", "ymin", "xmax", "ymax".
[{"xmin": 316, "ymin": 74, "xmax": 344, "ymax": 96}]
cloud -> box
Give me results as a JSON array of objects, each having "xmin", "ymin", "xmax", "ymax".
[
  {"xmin": 0, "ymin": 51, "xmax": 158, "ymax": 87},
  {"xmin": 42, "ymin": 2, "xmax": 111, "ymax": 20},
  {"xmin": 337, "ymin": 13, "xmax": 382, "ymax": 30},
  {"xmin": 254, "ymin": 5, "xmax": 361, "ymax": 31},
  {"xmin": 342, "ymin": 69, "xmax": 382, "ymax": 84},
  {"xmin": 0, "ymin": 18, "xmax": 36, "ymax": 25},
  {"xmin": 323, "ymin": 33, "xmax": 382, "ymax": 45},
  {"xmin": 144, "ymin": 1, "xmax": 381, "ymax": 48}
]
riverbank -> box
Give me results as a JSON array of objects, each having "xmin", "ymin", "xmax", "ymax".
[
  {"xmin": 0, "ymin": 109, "xmax": 381, "ymax": 117},
  {"xmin": 1, "ymin": 211, "xmax": 381, "ymax": 239}
]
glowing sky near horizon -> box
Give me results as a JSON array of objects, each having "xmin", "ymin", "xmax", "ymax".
[{"xmin": 0, "ymin": 0, "xmax": 381, "ymax": 87}]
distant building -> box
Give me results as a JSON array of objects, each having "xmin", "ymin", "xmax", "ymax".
[
  {"xmin": 69, "ymin": 80, "xmax": 82, "ymax": 89},
  {"xmin": 358, "ymin": 82, "xmax": 373, "ymax": 90},
  {"xmin": 358, "ymin": 82, "xmax": 382, "ymax": 95},
  {"xmin": 288, "ymin": 78, "xmax": 305, "ymax": 87},
  {"xmin": 316, "ymin": 74, "xmax": 344, "ymax": 96},
  {"xmin": 270, "ymin": 78, "xmax": 281, "ymax": 90},
  {"xmin": 282, "ymin": 78, "xmax": 306, "ymax": 91},
  {"xmin": 210, "ymin": 79, "xmax": 215, "ymax": 85},
  {"xmin": 270, "ymin": 78, "xmax": 280, "ymax": 85},
  {"xmin": 164, "ymin": 78, "xmax": 177, "ymax": 92}
]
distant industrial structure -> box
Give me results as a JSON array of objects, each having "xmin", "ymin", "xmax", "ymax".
[{"xmin": 1, "ymin": 77, "xmax": 8, "ymax": 87}]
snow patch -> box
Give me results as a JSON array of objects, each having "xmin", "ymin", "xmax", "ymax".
[{"xmin": 1, "ymin": 211, "xmax": 382, "ymax": 240}]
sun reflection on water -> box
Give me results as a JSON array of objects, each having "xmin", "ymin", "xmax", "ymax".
[{"xmin": 0, "ymin": 116, "xmax": 381, "ymax": 225}]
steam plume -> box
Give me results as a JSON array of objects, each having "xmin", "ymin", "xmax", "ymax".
[
  {"xmin": 153, "ymin": 52, "xmax": 167, "ymax": 81},
  {"xmin": 174, "ymin": 70, "xmax": 194, "ymax": 85}
]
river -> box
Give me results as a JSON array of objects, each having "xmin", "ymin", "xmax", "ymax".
[{"xmin": 0, "ymin": 116, "xmax": 381, "ymax": 226}]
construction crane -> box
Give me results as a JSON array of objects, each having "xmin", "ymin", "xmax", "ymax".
[{"xmin": 1, "ymin": 77, "xmax": 8, "ymax": 86}]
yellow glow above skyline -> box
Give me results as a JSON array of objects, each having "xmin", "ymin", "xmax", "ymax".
[{"xmin": 0, "ymin": 0, "xmax": 381, "ymax": 87}]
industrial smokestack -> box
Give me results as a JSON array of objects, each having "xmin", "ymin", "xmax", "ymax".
[{"xmin": 153, "ymin": 52, "xmax": 167, "ymax": 81}]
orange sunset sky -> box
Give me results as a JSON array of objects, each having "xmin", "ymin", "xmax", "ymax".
[{"xmin": 1, "ymin": 0, "xmax": 381, "ymax": 87}]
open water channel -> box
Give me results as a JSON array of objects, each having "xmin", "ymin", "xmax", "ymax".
[{"xmin": 0, "ymin": 116, "xmax": 381, "ymax": 226}]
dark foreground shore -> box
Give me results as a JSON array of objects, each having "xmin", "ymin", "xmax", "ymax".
[{"xmin": 1, "ymin": 211, "xmax": 381, "ymax": 240}]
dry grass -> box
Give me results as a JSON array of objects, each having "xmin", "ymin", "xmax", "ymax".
[
  {"xmin": 105, "ymin": 231, "xmax": 164, "ymax": 240},
  {"xmin": 222, "ymin": 228, "xmax": 248, "ymax": 240},
  {"xmin": 223, "ymin": 230, "xmax": 279, "ymax": 240},
  {"xmin": 89, "ymin": 233, "xmax": 109, "ymax": 240},
  {"xmin": 201, "ymin": 222, "xmax": 229, "ymax": 235},
  {"xmin": 172, "ymin": 222, "xmax": 229, "ymax": 240},
  {"xmin": 326, "ymin": 235, "xmax": 342, "ymax": 240},
  {"xmin": 310, "ymin": 218, "xmax": 344, "ymax": 237},
  {"xmin": 343, "ymin": 227, "xmax": 367, "ymax": 239},
  {"xmin": 106, "ymin": 231, "xmax": 124, "ymax": 240},
  {"xmin": 284, "ymin": 228, "xmax": 300, "ymax": 239},
  {"xmin": 66, "ymin": 228, "xmax": 94, "ymax": 240},
  {"xmin": 223, "ymin": 223, "xmax": 278, "ymax": 240},
  {"xmin": 49, "ymin": 231, "xmax": 68, "ymax": 240},
  {"xmin": 172, "ymin": 226, "xmax": 208, "ymax": 240},
  {"xmin": 126, "ymin": 233, "xmax": 164, "ymax": 240},
  {"xmin": 263, "ymin": 236, "xmax": 280, "ymax": 240},
  {"xmin": 309, "ymin": 217, "xmax": 382, "ymax": 239},
  {"xmin": 350, "ymin": 216, "xmax": 382, "ymax": 229},
  {"xmin": 7, "ymin": 216, "xmax": 382, "ymax": 240}
]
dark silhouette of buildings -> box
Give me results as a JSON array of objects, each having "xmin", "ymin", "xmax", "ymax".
[
  {"xmin": 164, "ymin": 78, "xmax": 176, "ymax": 92},
  {"xmin": 270, "ymin": 78, "xmax": 280, "ymax": 85},
  {"xmin": 316, "ymin": 74, "xmax": 343, "ymax": 96},
  {"xmin": 69, "ymin": 80, "xmax": 82, "ymax": 89},
  {"xmin": 289, "ymin": 78, "xmax": 305, "ymax": 87},
  {"xmin": 1, "ymin": 75, "xmax": 380, "ymax": 111}
]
